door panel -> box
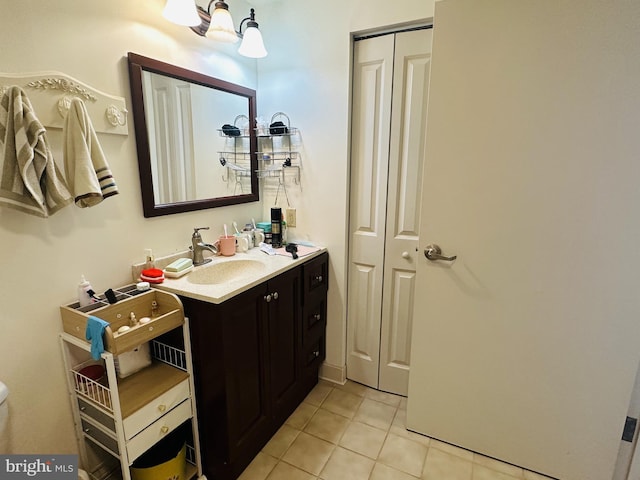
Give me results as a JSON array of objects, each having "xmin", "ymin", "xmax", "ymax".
[
  {"xmin": 220, "ymin": 289, "xmax": 270, "ymax": 461},
  {"xmin": 268, "ymin": 268, "xmax": 302, "ymax": 424},
  {"xmin": 347, "ymin": 34, "xmax": 394, "ymax": 388},
  {"xmin": 146, "ymin": 74, "xmax": 196, "ymax": 203},
  {"xmin": 407, "ymin": 2, "xmax": 640, "ymax": 480},
  {"xmin": 379, "ymin": 29, "xmax": 432, "ymax": 395}
]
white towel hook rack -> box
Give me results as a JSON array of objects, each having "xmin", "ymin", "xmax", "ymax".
[{"xmin": 0, "ymin": 71, "xmax": 128, "ymax": 136}]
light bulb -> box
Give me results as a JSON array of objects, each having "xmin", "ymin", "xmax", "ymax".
[
  {"xmin": 207, "ymin": 5, "xmax": 238, "ymax": 43},
  {"xmin": 238, "ymin": 26, "xmax": 267, "ymax": 58},
  {"xmin": 162, "ymin": 0, "xmax": 200, "ymax": 27}
]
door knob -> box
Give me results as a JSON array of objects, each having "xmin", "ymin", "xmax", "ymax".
[
  {"xmin": 402, "ymin": 251, "xmax": 410, "ymax": 259},
  {"xmin": 424, "ymin": 244, "xmax": 457, "ymax": 262}
]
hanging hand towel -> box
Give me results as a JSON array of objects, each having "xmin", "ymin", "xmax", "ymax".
[
  {"xmin": 86, "ymin": 315, "xmax": 110, "ymax": 360},
  {"xmin": 0, "ymin": 86, "xmax": 72, "ymax": 217},
  {"xmin": 63, "ymin": 97, "xmax": 118, "ymax": 207}
]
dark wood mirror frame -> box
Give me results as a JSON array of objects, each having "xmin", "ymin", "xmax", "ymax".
[{"xmin": 127, "ymin": 52, "xmax": 259, "ymax": 217}]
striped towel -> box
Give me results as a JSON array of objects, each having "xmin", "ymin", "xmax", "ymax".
[
  {"xmin": 0, "ymin": 86, "xmax": 72, "ymax": 217},
  {"xmin": 64, "ymin": 97, "xmax": 118, "ymax": 207}
]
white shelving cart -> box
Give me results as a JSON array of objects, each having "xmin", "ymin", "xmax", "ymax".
[{"xmin": 59, "ymin": 285, "xmax": 205, "ymax": 480}]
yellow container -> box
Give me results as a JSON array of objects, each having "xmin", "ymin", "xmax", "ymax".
[{"xmin": 130, "ymin": 443, "xmax": 186, "ymax": 480}]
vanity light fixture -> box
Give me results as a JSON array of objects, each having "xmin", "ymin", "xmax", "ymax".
[{"xmin": 163, "ymin": 0, "xmax": 268, "ymax": 58}]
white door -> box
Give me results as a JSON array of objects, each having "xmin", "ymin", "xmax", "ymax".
[
  {"xmin": 144, "ymin": 73, "xmax": 196, "ymax": 204},
  {"xmin": 407, "ymin": 2, "xmax": 640, "ymax": 480},
  {"xmin": 347, "ymin": 29, "xmax": 432, "ymax": 396},
  {"xmin": 347, "ymin": 34, "xmax": 394, "ymax": 391},
  {"xmin": 379, "ymin": 29, "xmax": 433, "ymax": 395}
]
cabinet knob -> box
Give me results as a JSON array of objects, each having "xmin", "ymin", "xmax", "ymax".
[
  {"xmin": 314, "ymin": 314, "xmax": 321, "ymax": 321},
  {"xmin": 264, "ymin": 294, "xmax": 272, "ymax": 303},
  {"xmin": 84, "ymin": 428, "xmax": 91, "ymax": 433},
  {"xmin": 158, "ymin": 404, "xmax": 166, "ymax": 412},
  {"xmin": 161, "ymin": 426, "xmax": 169, "ymax": 434},
  {"xmin": 313, "ymin": 350, "xmax": 320, "ymax": 357},
  {"xmin": 272, "ymin": 292, "xmax": 279, "ymax": 300},
  {"xmin": 315, "ymin": 275, "xmax": 323, "ymax": 282}
]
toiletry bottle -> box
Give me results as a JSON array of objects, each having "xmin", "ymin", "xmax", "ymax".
[
  {"xmin": 78, "ymin": 275, "xmax": 94, "ymax": 307},
  {"xmin": 271, "ymin": 207, "xmax": 282, "ymax": 248}
]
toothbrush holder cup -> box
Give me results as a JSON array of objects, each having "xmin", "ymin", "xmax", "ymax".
[{"xmin": 215, "ymin": 235, "xmax": 236, "ymax": 256}]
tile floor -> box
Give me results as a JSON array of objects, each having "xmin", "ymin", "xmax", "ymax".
[{"xmin": 238, "ymin": 380, "xmax": 554, "ymax": 480}]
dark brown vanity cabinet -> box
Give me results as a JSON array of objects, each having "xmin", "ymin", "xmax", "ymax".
[{"xmin": 181, "ymin": 252, "xmax": 328, "ymax": 480}]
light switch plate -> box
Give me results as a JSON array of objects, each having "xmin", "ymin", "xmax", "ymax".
[{"xmin": 286, "ymin": 208, "xmax": 297, "ymax": 227}]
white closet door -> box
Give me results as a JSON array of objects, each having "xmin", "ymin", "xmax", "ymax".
[
  {"xmin": 347, "ymin": 29, "xmax": 432, "ymax": 395},
  {"xmin": 347, "ymin": 34, "xmax": 394, "ymax": 389},
  {"xmin": 379, "ymin": 29, "xmax": 433, "ymax": 395}
]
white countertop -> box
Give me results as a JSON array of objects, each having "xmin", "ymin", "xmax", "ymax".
[{"xmin": 154, "ymin": 246, "xmax": 326, "ymax": 304}]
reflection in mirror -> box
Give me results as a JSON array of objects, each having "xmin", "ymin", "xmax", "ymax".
[{"xmin": 128, "ymin": 52, "xmax": 258, "ymax": 217}]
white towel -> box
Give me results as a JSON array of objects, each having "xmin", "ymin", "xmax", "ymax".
[
  {"xmin": 64, "ymin": 97, "xmax": 118, "ymax": 207},
  {"xmin": 0, "ymin": 86, "xmax": 72, "ymax": 217}
]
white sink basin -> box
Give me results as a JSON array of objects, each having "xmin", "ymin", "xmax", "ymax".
[{"xmin": 187, "ymin": 259, "xmax": 266, "ymax": 285}]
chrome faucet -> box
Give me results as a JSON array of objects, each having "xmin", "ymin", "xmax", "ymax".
[{"xmin": 190, "ymin": 227, "xmax": 218, "ymax": 266}]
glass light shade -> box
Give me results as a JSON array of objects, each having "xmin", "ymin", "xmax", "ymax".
[
  {"xmin": 238, "ymin": 27, "xmax": 267, "ymax": 58},
  {"xmin": 207, "ymin": 7, "xmax": 239, "ymax": 43},
  {"xmin": 162, "ymin": 0, "xmax": 200, "ymax": 27}
]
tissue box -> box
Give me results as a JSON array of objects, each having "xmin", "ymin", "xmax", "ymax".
[{"xmin": 114, "ymin": 343, "xmax": 151, "ymax": 378}]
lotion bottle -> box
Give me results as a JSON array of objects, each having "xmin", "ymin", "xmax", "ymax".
[{"xmin": 78, "ymin": 275, "xmax": 94, "ymax": 307}]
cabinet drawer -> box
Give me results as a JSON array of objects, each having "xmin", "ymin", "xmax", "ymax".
[
  {"xmin": 126, "ymin": 399, "xmax": 192, "ymax": 463},
  {"xmin": 123, "ymin": 378, "xmax": 190, "ymax": 440},
  {"xmin": 78, "ymin": 397, "xmax": 115, "ymax": 432},
  {"xmin": 303, "ymin": 335, "xmax": 325, "ymax": 369},
  {"xmin": 81, "ymin": 418, "xmax": 119, "ymax": 455},
  {"xmin": 303, "ymin": 253, "xmax": 328, "ymax": 299},
  {"xmin": 303, "ymin": 299, "xmax": 326, "ymax": 343}
]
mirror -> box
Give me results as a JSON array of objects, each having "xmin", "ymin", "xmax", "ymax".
[{"xmin": 127, "ymin": 52, "xmax": 258, "ymax": 217}]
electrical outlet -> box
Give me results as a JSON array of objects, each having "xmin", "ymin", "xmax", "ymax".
[{"xmin": 286, "ymin": 208, "xmax": 297, "ymax": 227}]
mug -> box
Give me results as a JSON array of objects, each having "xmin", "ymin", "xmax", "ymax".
[
  {"xmin": 242, "ymin": 229, "xmax": 255, "ymax": 248},
  {"xmin": 254, "ymin": 228, "xmax": 265, "ymax": 245},
  {"xmin": 235, "ymin": 234, "xmax": 249, "ymax": 253},
  {"xmin": 215, "ymin": 235, "xmax": 236, "ymax": 256}
]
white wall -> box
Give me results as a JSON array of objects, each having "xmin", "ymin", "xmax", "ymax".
[
  {"xmin": 0, "ymin": 0, "xmax": 434, "ymax": 456},
  {"xmin": 256, "ymin": 0, "xmax": 434, "ymax": 382},
  {"xmin": 0, "ymin": 0, "xmax": 261, "ymax": 454}
]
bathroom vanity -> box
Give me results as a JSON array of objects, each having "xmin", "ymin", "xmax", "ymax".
[{"xmin": 158, "ymin": 250, "xmax": 328, "ymax": 480}]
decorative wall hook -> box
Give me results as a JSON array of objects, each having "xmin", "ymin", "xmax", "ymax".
[{"xmin": 0, "ymin": 71, "xmax": 128, "ymax": 136}]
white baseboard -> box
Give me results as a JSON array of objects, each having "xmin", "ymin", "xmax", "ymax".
[{"xmin": 319, "ymin": 362, "xmax": 346, "ymax": 385}]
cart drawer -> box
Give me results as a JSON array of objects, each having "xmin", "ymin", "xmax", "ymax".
[
  {"xmin": 126, "ymin": 399, "xmax": 191, "ymax": 462},
  {"xmin": 78, "ymin": 397, "xmax": 115, "ymax": 432},
  {"xmin": 123, "ymin": 378, "xmax": 190, "ymax": 440},
  {"xmin": 81, "ymin": 418, "xmax": 119, "ymax": 455}
]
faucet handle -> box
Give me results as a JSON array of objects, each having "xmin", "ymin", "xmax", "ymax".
[{"xmin": 193, "ymin": 227, "xmax": 210, "ymax": 239}]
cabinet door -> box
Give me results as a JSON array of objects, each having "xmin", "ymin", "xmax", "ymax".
[
  {"xmin": 266, "ymin": 267, "xmax": 302, "ymax": 424},
  {"xmin": 219, "ymin": 285, "xmax": 271, "ymax": 462},
  {"xmin": 184, "ymin": 285, "xmax": 271, "ymax": 472}
]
